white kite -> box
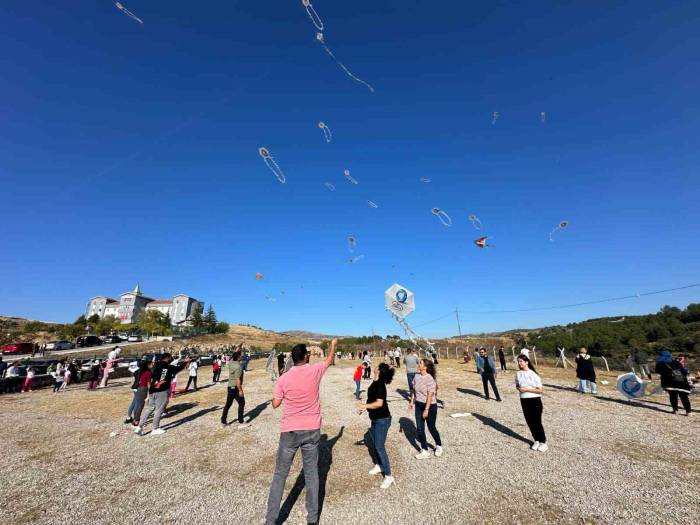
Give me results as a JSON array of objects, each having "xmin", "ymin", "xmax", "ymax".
[
  {"xmin": 347, "ymin": 235, "xmax": 356, "ymax": 253},
  {"xmin": 318, "ymin": 121, "xmax": 332, "ymax": 143},
  {"xmin": 114, "ymin": 2, "xmax": 143, "ymax": 24},
  {"xmin": 419, "ymin": 177, "xmax": 431, "ymax": 183},
  {"xmin": 384, "ymin": 283, "xmax": 415, "ymax": 319},
  {"xmin": 491, "ymin": 111, "xmax": 499, "ymax": 125},
  {"xmin": 259, "ymin": 147, "xmax": 286, "ymax": 184},
  {"xmin": 324, "ymin": 182, "xmax": 336, "ymax": 191},
  {"xmin": 349, "ymin": 254, "xmax": 365, "ymax": 264},
  {"xmin": 468, "ymin": 214, "xmax": 482, "ymax": 230},
  {"xmin": 344, "ymin": 169, "xmax": 358, "ymax": 185},
  {"xmin": 367, "ymin": 200, "xmax": 379, "ymax": 209},
  {"xmin": 302, "ymin": 0, "xmax": 324, "ymax": 31},
  {"xmin": 549, "ymin": 220, "xmax": 569, "ymax": 241},
  {"xmin": 431, "ymin": 207, "xmax": 452, "ymax": 227},
  {"xmin": 316, "ymin": 33, "xmax": 375, "ymax": 93},
  {"xmin": 616, "ymin": 372, "xmax": 646, "ymax": 399},
  {"xmin": 540, "ymin": 111, "xmax": 546, "ymax": 123}
]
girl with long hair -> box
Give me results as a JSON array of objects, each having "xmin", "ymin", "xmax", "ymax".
[
  {"xmin": 358, "ymin": 363, "xmax": 396, "ymax": 488},
  {"xmin": 515, "ymin": 355, "xmax": 547, "ymax": 452},
  {"xmin": 410, "ymin": 358, "xmax": 443, "ymax": 459}
]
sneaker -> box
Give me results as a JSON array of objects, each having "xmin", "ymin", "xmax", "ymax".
[
  {"xmin": 434, "ymin": 446, "xmax": 443, "ymax": 457},
  {"xmin": 124, "ymin": 418, "xmax": 133, "ymax": 424},
  {"xmin": 530, "ymin": 441, "xmax": 540, "ymax": 451},
  {"xmin": 537, "ymin": 443, "xmax": 548, "ymax": 452},
  {"xmin": 133, "ymin": 426, "xmax": 143, "ymax": 435},
  {"xmin": 236, "ymin": 423, "xmax": 251, "ymax": 430},
  {"xmin": 380, "ymin": 476, "xmax": 395, "ymax": 489},
  {"xmin": 684, "ymin": 411, "xmax": 690, "ymax": 416},
  {"xmin": 415, "ymin": 450, "xmax": 431, "ymax": 460},
  {"xmin": 369, "ymin": 464, "xmax": 382, "ymax": 476},
  {"xmin": 151, "ymin": 428, "xmax": 166, "ymax": 436}
]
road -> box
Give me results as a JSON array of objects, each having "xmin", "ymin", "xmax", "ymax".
[{"xmin": 5, "ymin": 339, "xmax": 154, "ymax": 359}]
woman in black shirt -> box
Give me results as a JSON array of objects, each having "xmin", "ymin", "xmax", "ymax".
[{"xmin": 358, "ymin": 363, "xmax": 395, "ymax": 489}]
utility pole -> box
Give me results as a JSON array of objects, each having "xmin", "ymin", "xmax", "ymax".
[
  {"xmin": 455, "ymin": 308, "xmax": 462, "ymax": 337},
  {"xmin": 371, "ymin": 327, "xmax": 377, "ymax": 356}
]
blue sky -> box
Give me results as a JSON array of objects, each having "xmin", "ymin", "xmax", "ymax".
[{"xmin": 2, "ymin": 1, "xmax": 699, "ymax": 337}]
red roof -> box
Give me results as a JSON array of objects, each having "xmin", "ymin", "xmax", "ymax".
[{"xmin": 106, "ymin": 299, "xmax": 119, "ymax": 304}]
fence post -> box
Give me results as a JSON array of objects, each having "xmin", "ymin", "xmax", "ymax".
[{"xmin": 600, "ymin": 356, "xmax": 610, "ymax": 372}]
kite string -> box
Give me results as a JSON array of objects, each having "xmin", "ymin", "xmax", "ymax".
[
  {"xmin": 411, "ymin": 282, "xmax": 700, "ymax": 325},
  {"xmin": 321, "ymin": 44, "xmax": 375, "ymax": 93}
]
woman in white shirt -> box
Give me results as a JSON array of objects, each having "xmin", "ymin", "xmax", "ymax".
[
  {"xmin": 515, "ymin": 354, "xmax": 547, "ymax": 452},
  {"xmin": 185, "ymin": 359, "xmax": 199, "ymax": 392}
]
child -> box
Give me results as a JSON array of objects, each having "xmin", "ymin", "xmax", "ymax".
[
  {"xmin": 22, "ymin": 367, "xmax": 35, "ymax": 392},
  {"xmin": 353, "ymin": 363, "xmax": 364, "ymax": 400}
]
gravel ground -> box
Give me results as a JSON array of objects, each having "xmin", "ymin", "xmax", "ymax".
[{"xmin": 1, "ymin": 359, "xmax": 698, "ymax": 525}]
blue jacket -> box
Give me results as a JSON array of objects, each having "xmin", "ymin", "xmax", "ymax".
[{"xmin": 475, "ymin": 354, "xmax": 497, "ymax": 375}]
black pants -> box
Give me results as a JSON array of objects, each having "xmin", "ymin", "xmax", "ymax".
[
  {"xmin": 415, "ymin": 401, "xmax": 441, "ymax": 449},
  {"xmin": 499, "ymin": 358, "xmax": 507, "ymax": 371},
  {"xmin": 185, "ymin": 376, "xmax": 198, "ymax": 391},
  {"xmin": 212, "ymin": 370, "xmax": 220, "ymax": 382},
  {"xmin": 481, "ymin": 373, "xmax": 501, "ymax": 401},
  {"xmin": 222, "ymin": 386, "xmax": 245, "ymax": 424},
  {"xmin": 363, "ymin": 365, "xmax": 371, "ymax": 379},
  {"xmin": 395, "ymin": 357, "xmax": 400, "ymax": 368},
  {"xmin": 669, "ymin": 391, "xmax": 691, "ymax": 413},
  {"xmin": 520, "ymin": 397, "xmax": 546, "ymax": 443}
]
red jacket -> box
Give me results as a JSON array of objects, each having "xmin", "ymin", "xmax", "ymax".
[{"xmin": 353, "ymin": 366, "xmax": 363, "ymax": 381}]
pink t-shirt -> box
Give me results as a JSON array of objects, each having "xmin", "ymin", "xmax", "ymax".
[{"xmin": 273, "ymin": 362, "xmax": 329, "ymax": 432}]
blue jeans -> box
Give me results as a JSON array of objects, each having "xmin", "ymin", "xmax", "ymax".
[
  {"xmin": 407, "ymin": 372, "xmax": 416, "ymax": 394},
  {"xmin": 354, "ymin": 380, "xmax": 361, "ymax": 399},
  {"xmin": 578, "ymin": 379, "xmax": 597, "ymax": 394},
  {"xmin": 369, "ymin": 417, "xmax": 392, "ymax": 476}
]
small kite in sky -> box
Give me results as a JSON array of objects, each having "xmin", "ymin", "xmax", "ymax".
[
  {"xmin": 540, "ymin": 112, "xmax": 546, "ymax": 123},
  {"xmin": 318, "ymin": 121, "xmax": 332, "ymax": 143},
  {"xmin": 317, "ymin": 33, "xmax": 375, "ymax": 93},
  {"xmin": 114, "ymin": 2, "xmax": 143, "ymax": 24},
  {"xmin": 347, "ymin": 235, "xmax": 356, "ymax": 253},
  {"xmin": 302, "ymin": 0, "xmax": 324, "ymax": 31},
  {"xmin": 349, "ymin": 254, "xmax": 365, "ymax": 264},
  {"xmin": 324, "ymin": 182, "xmax": 336, "ymax": 191},
  {"xmin": 255, "ymin": 273, "xmax": 265, "ymax": 280},
  {"xmin": 474, "ymin": 236, "xmax": 494, "ymax": 248},
  {"xmin": 367, "ymin": 200, "xmax": 379, "ymax": 209},
  {"xmin": 549, "ymin": 220, "xmax": 569, "ymax": 241},
  {"xmin": 420, "ymin": 177, "xmax": 432, "ymax": 183},
  {"xmin": 491, "ymin": 112, "xmax": 499, "ymax": 125},
  {"xmin": 431, "ymin": 208, "xmax": 452, "ymax": 227},
  {"xmin": 344, "ymin": 169, "xmax": 359, "ymax": 185},
  {"xmin": 265, "ymin": 295, "xmax": 277, "ymax": 303},
  {"xmin": 259, "ymin": 147, "xmax": 286, "ymax": 184},
  {"xmin": 468, "ymin": 214, "xmax": 482, "ymax": 230}
]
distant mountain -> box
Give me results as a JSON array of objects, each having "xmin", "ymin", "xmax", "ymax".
[{"xmin": 281, "ymin": 330, "xmax": 346, "ymax": 341}]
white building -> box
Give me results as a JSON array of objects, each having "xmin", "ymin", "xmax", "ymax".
[{"xmin": 86, "ymin": 284, "xmax": 203, "ymax": 326}]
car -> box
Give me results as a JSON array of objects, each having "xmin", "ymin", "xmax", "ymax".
[
  {"xmin": 127, "ymin": 335, "xmax": 143, "ymax": 342},
  {"xmin": 75, "ymin": 335, "xmax": 103, "ymax": 348},
  {"xmin": 1, "ymin": 342, "xmax": 35, "ymax": 355},
  {"xmin": 45, "ymin": 340, "xmax": 74, "ymax": 351},
  {"xmin": 101, "ymin": 335, "xmax": 121, "ymax": 344}
]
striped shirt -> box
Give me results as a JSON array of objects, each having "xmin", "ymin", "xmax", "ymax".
[{"xmin": 413, "ymin": 373, "xmax": 437, "ymax": 404}]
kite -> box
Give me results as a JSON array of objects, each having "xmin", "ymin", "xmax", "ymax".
[
  {"xmin": 343, "ymin": 169, "xmax": 358, "ymax": 185},
  {"xmin": 255, "ymin": 273, "xmax": 265, "ymax": 280},
  {"xmin": 318, "ymin": 121, "xmax": 332, "ymax": 143},
  {"xmin": 540, "ymin": 112, "xmax": 546, "ymax": 123},
  {"xmin": 265, "ymin": 295, "xmax": 277, "ymax": 303},
  {"xmin": 419, "ymin": 177, "xmax": 432, "ymax": 183},
  {"xmin": 468, "ymin": 214, "xmax": 482, "ymax": 230},
  {"xmin": 347, "ymin": 235, "xmax": 356, "ymax": 253},
  {"xmin": 316, "ymin": 33, "xmax": 375, "ymax": 93},
  {"xmin": 491, "ymin": 112, "xmax": 499, "ymax": 125},
  {"xmin": 367, "ymin": 200, "xmax": 379, "ymax": 209},
  {"xmin": 431, "ymin": 207, "xmax": 452, "ymax": 227},
  {"xmin": 324, "ymin": 182, "xmax": 336, "ymax": 191},
  {"xmin": 301, "ymin": 0, "xmax": 324, "ymax": 31},
  {"xmin": 349, "ymin": 254, "xmax": 365, "ymax": 264},
  {"xmin": 616, "ymin": 372, "xmax": 645, "ymax": 399},
  {"xmin": 258, "ymin": 147, "xmax": 286, "ymax": 184},
  {"xmin": 549, "ymin": 220, "xmax": 569, "ymax": 241},
  {"xmin": 114, "ymin": 2, "xmax": 143, "ymax": 24},
  {"xmin": 474, "ymin": 236, "xmax": 494, "ymax": 248}
]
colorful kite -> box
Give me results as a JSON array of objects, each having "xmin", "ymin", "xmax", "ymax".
[
  {"xmin": 474, "ymin": 236, "xmax": 493, "ymax": 248},
  {"xmin": 255, "ymin": 273, "xmax": 265, "ymax": 280}
]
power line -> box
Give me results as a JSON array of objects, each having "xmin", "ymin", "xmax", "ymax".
[{"xmin": 410, "ymin": 282, "xmax": 700, "ymax": 327}]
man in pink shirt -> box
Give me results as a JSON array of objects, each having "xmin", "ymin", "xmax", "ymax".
[{"xmin": 265, "ymin": 339, "xmax": 336, "ymax": 525}]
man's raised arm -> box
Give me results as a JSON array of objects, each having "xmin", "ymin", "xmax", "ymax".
[{"xmin": 324, "ymin": 339, "xmax": 337, "ymax": 367}]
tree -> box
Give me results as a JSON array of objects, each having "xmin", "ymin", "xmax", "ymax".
[
  {"xmin": 87, "ymin": 314, "xmax": 101, "ymax": 324},
  {"xmin": 190, "ymin": 307, "xmax": 205, "ymax": 330},
  {"xmin": 74, "ymin": 315, "xmax": 87, "ymax": 327},
  {"xmin": 205, "ymin": 305, "xmax": 217, "ymax": 333},
  {"xmin": 137, "ymin": 310, "xmax": 171, "ymax": 336},
  {"xmin": 215, "ymin": 322, "xmax": 229, "ymax": 334}
]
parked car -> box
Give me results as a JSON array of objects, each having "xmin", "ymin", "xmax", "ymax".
[
  {"xmin": 127, "ymin": 335, "xmax": 143, "ymax": 342},
  {"xmin": 75, "ymin": 335, "xmax": 103, "ymax": 348},
  {"xmin": 1, "ymin": 342, "xmax": 35, "ymax": 355},
  {"xmin": 101, "ymin": 335, "xmax": 121, "ymax": 344},
  {"xmin": 45, "ymin": 340, "xmax": 74, "ymax": 351}
]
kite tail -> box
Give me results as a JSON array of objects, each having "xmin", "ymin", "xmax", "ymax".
[{"xmin": 322, "ymin": 45, "xmax": 375, "ymax": 93}]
